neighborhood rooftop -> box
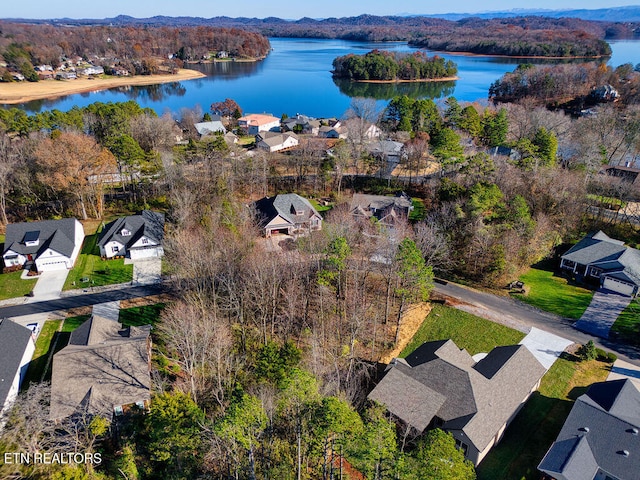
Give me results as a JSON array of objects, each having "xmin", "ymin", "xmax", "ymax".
[
  {"xmin": 50, "ymin": 315, "xmax": 152, "ymax": 421},
  {"xmin": 539, "ymin": 379, "xmax": 640, "ymax": 480},
  {"xmin": 3, "ymin": 218, "xmax": 78, "ymax": 259},
  {"xmin": 368, "ymin": 339, "xmax": 546, "ymax": 465}
]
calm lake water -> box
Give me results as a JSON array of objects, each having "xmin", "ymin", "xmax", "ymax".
[{"xmin": 7, "ymin": 38, "xmax": 640, "ymax": 118}]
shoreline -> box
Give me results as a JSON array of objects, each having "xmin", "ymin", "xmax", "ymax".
[
  {"xmin": 0, "ymin": 69, "xmax": 207, "ymax": 105},
  {"xmin": 415, "ymin": 48, "xmax": 608, "ymax": 60},
  {"xmin": 344, "ymin": 76, "xmax": 459, "ymax": 84}
]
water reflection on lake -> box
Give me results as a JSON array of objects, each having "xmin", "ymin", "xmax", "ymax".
[{"xmin": 5, "ymin": 37, "xmax": 640, "ymax": 118}]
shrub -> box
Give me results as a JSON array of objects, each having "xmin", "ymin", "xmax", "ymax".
[{"xmin": 577, "ymin": 340, "xmax": 598, "ymax": 361}]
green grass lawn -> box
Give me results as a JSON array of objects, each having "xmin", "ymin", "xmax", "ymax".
[
  {"xmin": 119, "ymin": 303, "xmax": 165, "ymax": 326},
  {"xmin": 0, "ymin": 270, "xmax": 38, "ymax": 300},
  {"xmin": 21, "ymin": 319, "xmax": 62, "ymax": 388},
  {"xmin": 400, "ymin": 304, "xmax": 525, "ymax": 357},
  {"xmin": 514, "ymin": 266, "xmax": 594, "ymax": 319},
  {"xmin": 610, "ymin": 300, "xmax": 640, "ymax": 346},
  {"xmin": 477, "ymin": 355, "xmax": 610, "ymax": 480},
  {"xmin": 309, "ymin": 199, "xmax": 332, "ymax": 214},
  {"xmin": 63, "ymin": 232, "xmax": 133, "ymax": 290},
  {"xmin": 409, "ymin": 198, "xmax": 426, "ymax": 221}
]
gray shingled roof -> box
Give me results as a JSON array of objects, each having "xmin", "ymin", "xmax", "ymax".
[
  {"xmin": 50, "ymin": 316, "xmax": 151, "ymax": 421},
  {"xmin": 3, "ymin": 218, "xmax": 78, "ymax": 258},
  {"xmin": 368, "ymin": 340, "xmax": 545, "ymax": 454},
  {"xmin": 253, "ymin": 193, "xmax": 320, "ymax": 228},
  {"xmin": 539, "ymin": 379, "xmax": 640, "ymax": 480},
  {"xmin": 257, "ymin": 132, "xmax": 298, "ymax": 148},
  {"xmin": 195, "ymin": 118, "xmax": 226, "ymax": 136},
  {"xmin": 98, "ymin": 211, "xmax": 164, "ymax": 251},
  {"xmin": 0, "ymin": 320, "xmax": 33, "ymax": 409},
  {"xmin": 562, "ymin": 231, "xmax": 640, "ymax": 287}
]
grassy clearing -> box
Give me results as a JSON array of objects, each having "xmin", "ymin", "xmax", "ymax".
[
  {"xmin": 62, "ymin": 314, "xmax": 90, "ymax": 332},
  {"xmin": 400, "ymin": 303, "xmax": 525, "ymax": 357},
  {"xmin": 309, "ymin": 199, "xmax": 332, "ymax": 214},
  {"xmin": 477, "ymin": 354, "xmax": 610, "ymax": 480},
  {"xmin": 22, "ymin": 319, "xmax": 62, "ymax": 388},
  {"xmin": 409, "ymin": 198, "xmax": 426, "ymax": 221},
  {"xmin": 63, "ymin": 232, "xmax": 133, "ymax": 290},
  {"xmin": 514, "ymin": 266, "xmax": 594, "ymax": 319},
  {"xmin": 0, "ymin": 270, "xmax": 37, "ymax": 300},
  {"xmin": 610, "ymin": 300, "xmax": 640, "ymax": 346},
  {"xmin": 119, "ymin": 303, "xmax": 165, "ymax": 326}
]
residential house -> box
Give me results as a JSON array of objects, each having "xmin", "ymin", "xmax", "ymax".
[
  {"xmin": 224, "ymin": 132, "xmax": 239, "ymax": 145},
  {"xmin": 560, "ymin": 231, "xmax": 640, "ymax": 297},
  {"xmin": 318, "ymin": 124, "xmax": 347, "ymax": 139},
  {"xmin": 603, "ymin": 165, "xmax": 640, "ymax": 184},
  {"xmin": 368, "ymin": 140, "xmax": 406, "ymax": 163},
  {"xmin": 2, "ymin": 218, "xmax": 84, "ymax": 273},
  {"xmin": 194, "ymin": 116, "xmax": 227, "ymax": 137},
  {"xmin": 256, "ymin": 132, "xmax": 299, "ymax": 152},
  {"xmin": 79, "ymin": 65, "xmax": 104, "ymax": 76},
  {"xmin": 350, "ymin": 192, "xmax": 413, "ymax": 227},
  {"xmin": 50, "ymin": 315, "xmax": 152, "ymax": 421},
  {"xmin": 98, "ymin": 210, "xmax": 164, "ymax": 260},
  {"xmin": 0, "ymin": 320, "xmax": 35, "ymax": 422},
  {"xmin": 368, "ymin": 339, "xmax": 545, "ymax": 465},
  {"xmin": 238, "ymin": 114, "xmax": 281, "ymax": 135},
  {"xmin": 282, "ymin": 114, "xmax": 321, "ymax": 135},
  {"xmin": 253, "ymin": 193, "xmax": 322, "ymax": 237},
  {"xmin": 538, "ymin": 379, "xmax": 640, "ymax": 480},
  {"xmin": 55, "ymin": 71, "xmax": 77, "ymax": 80}
]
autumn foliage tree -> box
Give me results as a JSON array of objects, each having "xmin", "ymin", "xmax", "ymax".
[{"xmin": 34, "ymin": 131, "xmax": 116, "ymax": 219}]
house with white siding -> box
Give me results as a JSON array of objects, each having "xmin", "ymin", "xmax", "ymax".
[{"xmin": 2, "ymin": 218, "xmax": 84, "ymax": 273}]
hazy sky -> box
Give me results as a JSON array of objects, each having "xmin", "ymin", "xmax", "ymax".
[{"xmin": 3, "ymin": 1, "xmax": 640, "ymax": 19}]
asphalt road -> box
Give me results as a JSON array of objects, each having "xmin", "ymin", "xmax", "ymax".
[
  {"xmin": 432, "ymin": 280, "xmax": 640, "ymax": 366},
  {"xmin": 0, "ymin": 284, "xmax": 165, "ymax": 319}
]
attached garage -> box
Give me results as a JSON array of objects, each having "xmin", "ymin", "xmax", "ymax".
[
  {"xmin": 602, "ymin": 276, "xmax": 637, "ymax": 296},
  {"xmin": 129, "ymin": 247, "xmax": 163, "ymax": 260}
]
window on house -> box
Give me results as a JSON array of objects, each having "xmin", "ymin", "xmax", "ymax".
[
  {"xmin": 121, "ymin": 229, "xmax": 131, "ymax": 236},
  {"xmin": 589, "ymin": 267, "xmax": 603, "ymax": 277},
  {"xmin": 112, "ymin": 246, "xmax": 119, "ymax": 253},
  {"xmin": 114, "ymin": 405, "xmax": 123, "ymax": 416},
  {"xmin": 454, "ymin": 439, "xmax": 469, "ymax": 456},
  {"xmin": 141, "ymin": 238, "xmax": 149, "ymax": 245}
]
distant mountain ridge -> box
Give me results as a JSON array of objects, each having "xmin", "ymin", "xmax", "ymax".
[
  {"xmin": 3, "ymin": 6, "xmax": 640, "ymax": 24},
  {"xmin": 425, "ymin": 6, "xmax": 640, "ymax": 22}
]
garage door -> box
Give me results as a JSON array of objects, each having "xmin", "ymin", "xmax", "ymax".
[
  {"xmin": 37, "ymin": 260, "xmax": 69, "ymax": 272},
  {"xmin": 130, "ymin": 248, "xmax": 160, "ymax": 260},
  {"xmin": 603, "ymin": 277, "xmax": 635, "ymax": 296}
]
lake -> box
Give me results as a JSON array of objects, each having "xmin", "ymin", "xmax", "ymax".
[{"xmin": 7, "ymin": 38, "xmax": 640, "ymax": 118}]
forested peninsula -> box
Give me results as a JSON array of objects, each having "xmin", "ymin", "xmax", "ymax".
[
  {"xmin": 332, "ymin": 50, "xmax": 458, "ymax": 82},
  {"xmin": 0, "ymin": 23, "xmax": 271, "ymax": 83},
  {"xmin": 409, "ymin": 22, "xmax": 611, "ymax": 58}
]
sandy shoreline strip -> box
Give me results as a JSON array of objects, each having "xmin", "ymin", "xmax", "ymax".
[{"xmin": 0, "ymin": 69, "xmax": 207, "ymax": 105}]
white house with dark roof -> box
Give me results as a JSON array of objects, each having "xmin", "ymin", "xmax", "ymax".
[
  {"xmin": 98, "ymin": 210, "xmax": 164, "ymax": 260},
  {"xmin": 2, "ymin": 218, "xmax": 84, "ymax": 272},
  {"xmin": 252, "ymin": 193, "xmax": 322, "ymax": 238},
  {"xmin": 368, "ymin": 339, "xmax": 546, "ymax": 465},
  {"xmin": 560, "ymin": 231, "xmax": 640, "ymax": 297},
  {"xmin": 539, "ymin": 379, "xmax": 640, "ymax": 480},
  {"xmin": 0, "ymin": 319, "xmax": 35, "ymax": 422}
]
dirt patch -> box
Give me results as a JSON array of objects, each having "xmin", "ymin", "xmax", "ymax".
[
  {"xmin": 379, "ymin": 302, "xmax": 432, "ymax": 364},
  {"xmin": 120, "ymin": 294, "xmax": 172, "ymax": 309}
]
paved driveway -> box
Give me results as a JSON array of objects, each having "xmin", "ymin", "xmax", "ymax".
[
  {"xmin": 130, "ymin": 258, "xmax": 162, "ymax": 285},
  {"xmin": 573, "ymin": 288, "xmax": 632, "ymax": 339},
  {"xmin": 519, "ymin": 327, "xmax": 574, "ymax": 370},
  {"xmin": 92, "ymin": 301, "xmax": 121, "ymax": 321},
  {"xmin": 30, "ymin": 269, "xmax": 69, "ymax": 301}
]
